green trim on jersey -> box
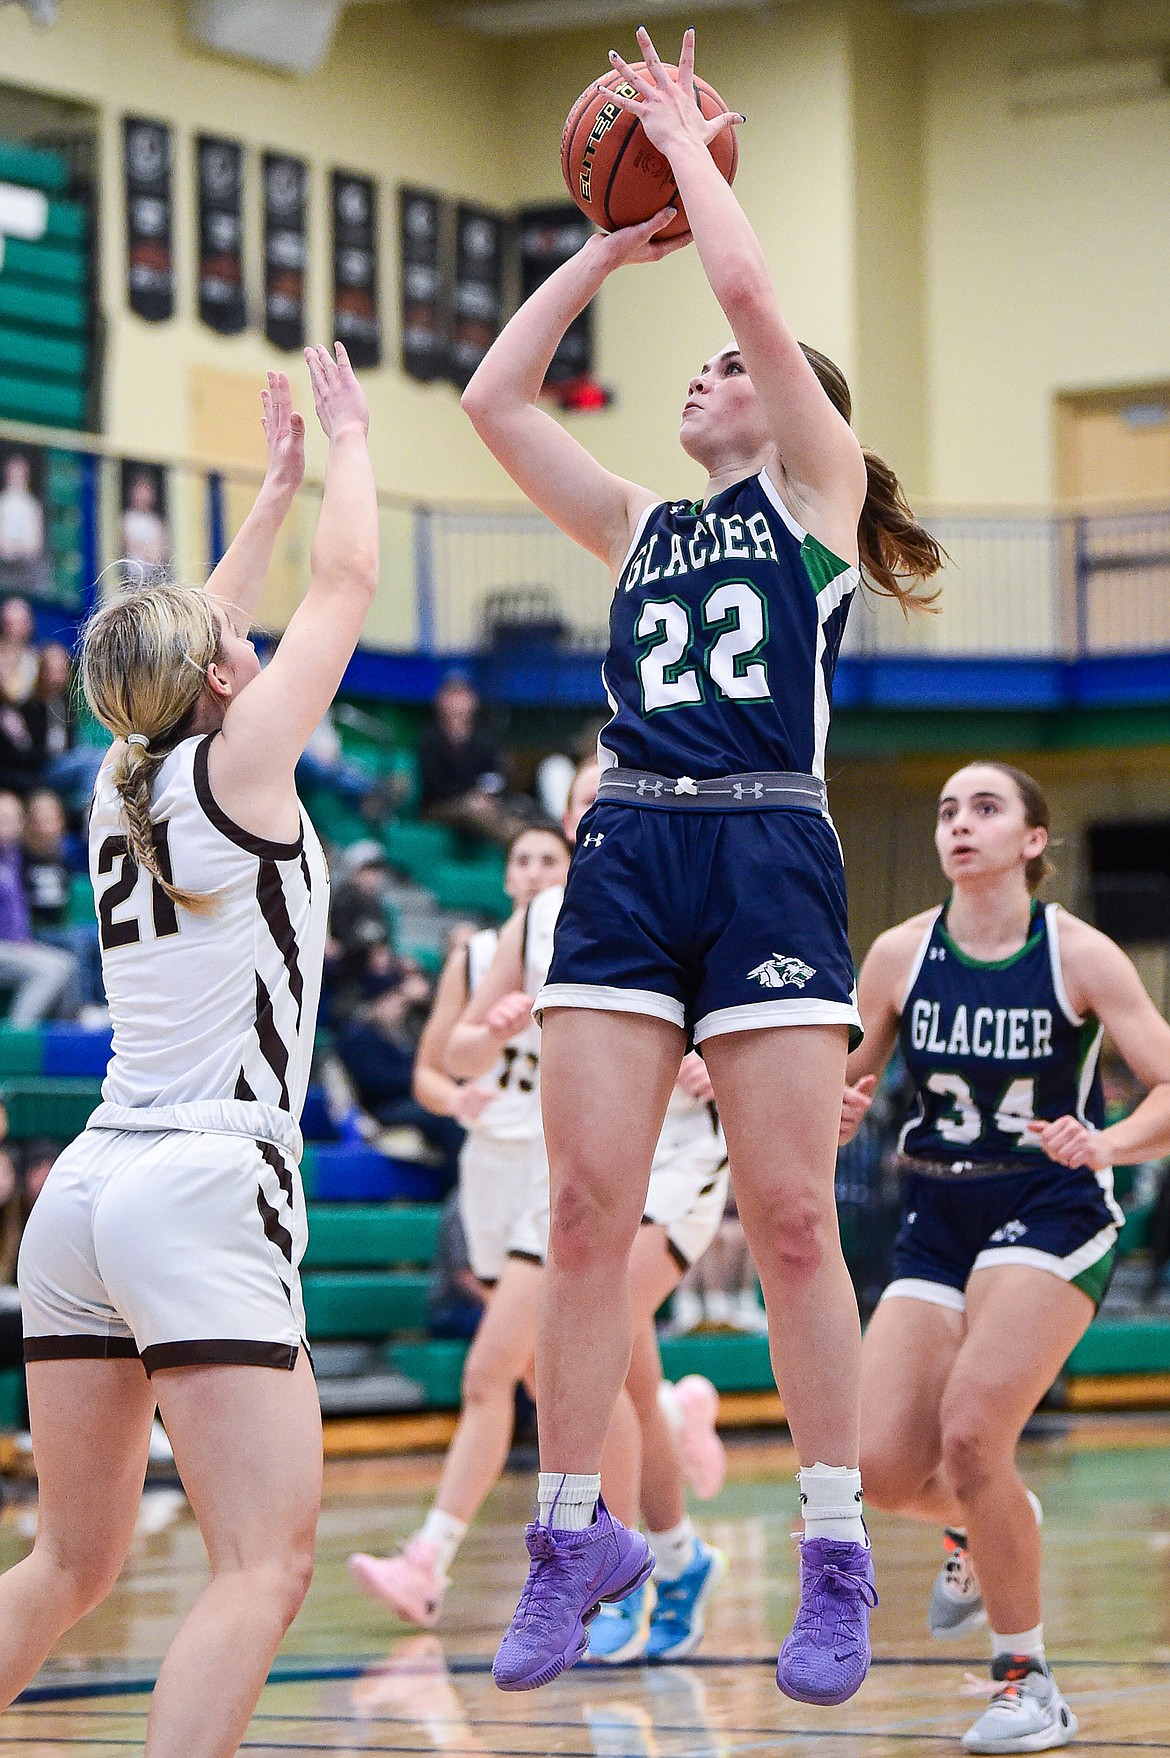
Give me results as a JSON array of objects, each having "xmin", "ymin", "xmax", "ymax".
[
  {"xmin": 1072, "ymin": 1243, "xmax": 1116, "ymax": 1310},
  {"xmin": 938, "ymin": 900, "xmax": 1045, "ymax": 972},
  {"xmin": 800, "ymin": 531, "xmax": 852, "ymax": 597}
]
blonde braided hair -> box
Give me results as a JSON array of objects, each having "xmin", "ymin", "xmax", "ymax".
[{"xmin": 80, "ymin": 583, "xmax": 224, "ymax": 914}]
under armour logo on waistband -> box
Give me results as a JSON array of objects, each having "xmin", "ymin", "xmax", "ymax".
[
  {"xmin": 733, "ymin": 781, "xmax": 764, "ymax": 800},
  {"xmin": 637, "ymin": 778, "xmax": 664, "ymax": 797},
  {"xmin": 581, "ymin": 832, "xmax": 605, "ymax": 848}
]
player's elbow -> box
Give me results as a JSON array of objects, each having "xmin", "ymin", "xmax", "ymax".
[
  {"xmin": 311, "ymin": 549, "xmax": 379, "ymax": 602},
  {"xmin": 717, "ymin": 259, "xmax": 773, "ymax": 323}
]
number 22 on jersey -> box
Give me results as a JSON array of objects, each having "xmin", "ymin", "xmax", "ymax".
[{"xmin": 636, "ymin": 581, "xmax": 770, "ymax": 713}]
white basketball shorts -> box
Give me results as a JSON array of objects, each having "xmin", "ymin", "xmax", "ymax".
[
  {"xmin": 19, "ymin": 1125, "xmax": 307, "ymax": 1375},
  {"xmin": 644, "ymin": 1110, "xmax": 730, "ymax": 1270},
  {"xmin": 458, "ymin": 1131, "xmax": 550, "ymax": 1284}
]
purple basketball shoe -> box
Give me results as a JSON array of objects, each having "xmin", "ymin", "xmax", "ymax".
[
  {"xmin": 492, "ymin": 1496, "xmax": 654, "ymax": 1692},
  {"xmin": 776, "ymin": 1536, "xmax": 878, "ymax": 1706}
]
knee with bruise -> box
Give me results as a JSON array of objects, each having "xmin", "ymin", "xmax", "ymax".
[
  {"xmin": 753, "ymin": 1192, "xmax": 832, "ymax": 1284},
  {"xmin": 547, "ymin": 1177, "xmax": 630, "ymax": 1276}
]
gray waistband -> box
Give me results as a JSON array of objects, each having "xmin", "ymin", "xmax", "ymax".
[
  {"xmin": 87, "ymin": 1100, "xmax": 302, "ymax": 1161},
  {"xmin": 595, "ymin": 768, "xmax": 828, "ymax": 812},
  {"xmin": 900, "ymin": 1154, "xmax": 1040, "ymax": 1181}
]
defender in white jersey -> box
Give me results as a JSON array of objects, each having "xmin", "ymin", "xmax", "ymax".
[
  {"xmin": 412, "ymin": 824, "xmax": 572, "ymax": 1286},
  {"xmin": 349, "ymin": 762, "xmax": 730, "ymax": 1662},
  {"xmin": 6, "ymin": 351, "xmax": 377, "ymax": 1758}
]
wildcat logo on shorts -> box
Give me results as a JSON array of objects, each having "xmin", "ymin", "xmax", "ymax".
[
  {"xmin": 747, "ymin": 954, "xmax": 816, "ymax": 990},
  {"xmin": 989, "ymin": 1218, "xmax": 1027, "ymax": 1244}
]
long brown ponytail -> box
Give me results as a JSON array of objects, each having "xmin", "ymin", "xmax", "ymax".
[
  {"xmin": 80, "ymin": 583, "xmax": 223, "ymax": 914},
  {"xmin": 800, "ymin": 344, "xmax": 944, "ymax": 613}
]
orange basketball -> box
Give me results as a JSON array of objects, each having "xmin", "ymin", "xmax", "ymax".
[{"xmin": 561, "ymin": 64, "xmax": 738, "ymax": 240}]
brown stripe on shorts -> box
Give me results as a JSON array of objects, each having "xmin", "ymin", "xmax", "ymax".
[
  {"xmin": 24, "ymin": 1335, "xmax": 140, "ymax": 1363},
  {"xmin": 141, "ymin": 1339, "xmax": 299, "ymax": 1376}
]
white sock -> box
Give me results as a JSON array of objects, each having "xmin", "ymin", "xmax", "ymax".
[
  {"xmin": 417, "ymin": 1508, "xmax": 467, "ymax": 1577},
  {"xmin": 648, "ymin": 1516, "xmax": 696, "ymax": 1581},
  {"xmin": 991, "ymin": 1623, "xmax": 1045, "ymax": 1663},
  {"xmin": 657, "ymin": 1380, "xmax": 684, "ymax": 1434},
  {"xmin": 538, "ymin": 1471, "xmax": 600, "ymax": 1531},
  {"xmin": 798, "ymin": 1463, "xmax": 867, "ymax": 1545}
]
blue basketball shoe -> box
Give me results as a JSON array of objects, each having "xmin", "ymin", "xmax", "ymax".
[
  {"xmin": 585, "ymin": 1579, "xmax": 655, "ymax": 1663},
  {"xmin": 644, "ymin": 1539, "xmax": 727, "ymax": 1660}
]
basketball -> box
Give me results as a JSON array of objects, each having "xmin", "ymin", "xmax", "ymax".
[{"xmin": 561, "ymin": 64, "xmax": 738, "ymax": 239}]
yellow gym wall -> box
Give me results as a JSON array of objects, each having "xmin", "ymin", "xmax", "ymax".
[{"xmin": 2, "ymin": 0, "xmax": 1170, "ymax": 518}]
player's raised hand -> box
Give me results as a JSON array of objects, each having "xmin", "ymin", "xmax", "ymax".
[
  {"xmin": 485, "ymin": 991, "xmax": 536, "ymax": 1042},
  {"xmin": 606, "ymin": 27, "xmax": 743, "ymax": 160},
  {"xmin": 839, "ymin": 1075, "xmax": 877, "ymax": 1146},
  {"xmin": 304, "ymin": 341, "xmax": 369, "ymax": 441},
  {"xmin": 260, "ymin": 370, "xmax": 306, "ymax": 500},
  {"xmin": 595, "ymin": 205, "xmax": 692, "ymax": 270},
  {"xmin": 1027, "ymin": 1115, "xmax": 1111, "ymax": 1170}
]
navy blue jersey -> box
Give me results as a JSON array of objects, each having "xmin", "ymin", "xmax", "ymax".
[
  {"xmin": 600, "ymin": 471, "xmax": 858, "ymax": 780},
  {"xmin": 898, "ymin": 902, "xmax": 1105, "ymax": 1164}
]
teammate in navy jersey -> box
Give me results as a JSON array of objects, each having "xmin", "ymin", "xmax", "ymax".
[
  {"xmin": 462, "ymin": 24, "xmax": 942, "ymax": 1704},
  {"xmin": 5, "ymin": 352, "xmax": 377, "ymax": 1758},
  {"xmin": 842, "ymin": 762, "xmax": 1170, "ymax": 1754}
]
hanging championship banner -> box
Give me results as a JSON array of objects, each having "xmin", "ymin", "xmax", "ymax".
[
  {"xmin": 399, "ymin": 187, "xmax": 445, "ymax": 383},
  {"xmin": 448, "ymin": 203, "xmax": 505, "ymax": 390},
  {"xmin": 332, "ymin": 171, "xmax": 381, "ymax": 369},
  {"xmin": 519, "ymin": 205, "xmax": 595, "ymax": 386},
  {"xmin": 124, "ymin": 116, "xmax": 174, "ymax": 322},
  {"xmin": 197, "ymin": 135, "xmax": 245, "ymax": 334},
  {"xmin": 263, "ymin": 152, "xmax": 308, "ymax": 352}
]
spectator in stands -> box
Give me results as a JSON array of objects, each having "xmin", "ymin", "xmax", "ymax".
[
  {"xmin": 325, "ymin": 839, "xmax": 400, "ymax": 1024},
  {"xmin": 0, "ymin": 459, "xmax": 52, "ymax": 598},
  {"xmin": 119, "ymin": 466, "xmax": 171, "ymax": 583},
  {"xmin": 25, "ymin": 643, "xmax": 103, "ymax": 813},
  {"xmin": 336, "ymin": 965, "xmax": 463, "ymax": 1188},
  {"xmin": 23, "ymin": 789, "xmax": 102, "ymax": 1012},
  {"xmin": 418, "ymin": 673, "xmax": 529, "ymax": 848},
  {"xmin": 0, "ymin": 596, "xmax": 39, "ymax": 705},
  {"xmin": 0, "ymin": 790, "xmax": 77, "ymax": 1026},
  {"xmin": 428, "ymin": 1190, "xmax": 487, "ymax": 1340}
]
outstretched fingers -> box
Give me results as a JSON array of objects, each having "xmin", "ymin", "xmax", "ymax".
[
  {"xmin": 677, "ymin": 25, "xmax": 696, "ymax": 94},
  {"xmin": 606, "ymin": 50, "xmax": 653, "ymax": 102},
  {"xmin": 634, "ymin": 24, "xmax": 669, "ymax": 84}
]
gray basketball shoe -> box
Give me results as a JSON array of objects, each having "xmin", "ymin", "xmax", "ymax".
[{"xmin": 961, "ymin": 1655, "xmax": 1077, "ymax": 1753}]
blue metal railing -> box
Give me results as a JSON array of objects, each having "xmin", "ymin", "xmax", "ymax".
[{"xmin": 1, "ymin": 417, "xmax": 1169, "ymax": 696}]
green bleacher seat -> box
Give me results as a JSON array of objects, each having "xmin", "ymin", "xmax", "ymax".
[
  {"xmin": 387, "ymin": 1338, "xmax": 469, "ymax": 1408},
  {"xmin": 382, "ymin": 819, "xmax": 454, "ymax": 876},
  {"xmin": 0, "ymin": 1027, "xmax": 43, "ymax": 1077},
  {"xmin": 303, "ymin": 1271, "xmax": 431, "ymax": 1338},
  {"xmin": 0, "ymin": 141, "xmax": 70, "ymax": 193},
  {"xmin": 0, "ymin": 323, "xmax": 86, "ymax": 380},
  {"xmin": 1, "ymin": 1077, "xmax": 101, "ymax": 1138},
  {"xmin": 0, "ymin": 280, "xmax": 86, "ymax": 334},
  {"xmin": 303, "ymin": 1202, "xmax": 441, "ymax": 1269},
  {"xmin": 0, "ymin": 237, "xmax": 87, "ymax": 290},
  {"xmin": 659, "ymin": 1331, "xmax": 774, "ymax": 1392},
  {"xmin": 0, "ymin": 369, "xmax": 86, "ymax": 426},
  {"xmin": 66, "ymin": 874, "xmax": 94, "ymax": 927},
  {"xmin": 429, "ymin": 859, "xmax": 509, "ymax": 920},
  {"xmin": 0, "ymin": 1367, "xmax": 25, "ymax": 1428},
  {"xmin": 1066, "ymin": 1318, "xmax": 1170, "ymax": 1377}
]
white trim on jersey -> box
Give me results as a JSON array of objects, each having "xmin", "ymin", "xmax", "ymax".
[
  {"xmin": 757, "ymin": 466, "xmax": 807, "ymax": 543},
  {"xmin": 1045, "ymin": 902, "xmax": 1084, "ymax": 1026},
  {"xmin": 900, "ymin": 909, "xmax": 943, "ymax": 1015}
]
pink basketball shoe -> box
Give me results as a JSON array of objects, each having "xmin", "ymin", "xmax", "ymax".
[{"xmin": 347, "ymin": 1540, "xmax": 448, "ymax": 1628}]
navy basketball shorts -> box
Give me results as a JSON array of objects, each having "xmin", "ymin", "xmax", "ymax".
[
  {"xmin": 882, "ymin": 1161, "xmax": 1122, "ymax": 1314},
  {"xmin": 536, "ymin": 802, "xmax": 861, "ymax": 1047}
]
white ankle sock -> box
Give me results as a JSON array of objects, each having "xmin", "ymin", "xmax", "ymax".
[
  {"xmin": 538, "ymin": 1471, "xmax": 600, "ymax": 1530},
  {"xmin": 648, "ymin": 1516, "xmax": 696, "ymax": 1581},
  {"xmin": 418, "ymin": 1508, "xmax": 467, "ymax": 1577},
  {"xmin": 991, "ymin": 1623, "xmax": 1044, "ymax": 1662},
  {"xmin": 798, "ymin": 1463, "xmax": 867, "ymax": 1545}
]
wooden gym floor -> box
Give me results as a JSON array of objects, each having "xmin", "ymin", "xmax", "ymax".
[{"xmin": 2, "ymin": 1414, "xmax": 1168, "ymax": 1753}]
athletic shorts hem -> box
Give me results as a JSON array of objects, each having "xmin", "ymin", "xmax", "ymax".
[
  {"xmin": 879, "ymin": 1277, "xmax": 966, "ymax": 1312},
  {"xmin": 971, "ymin": 1228, "xmax": 1118, "ymax": 1289},
  {"xmin": 693, "ymin": 998, "xmax": 862, "ymax": 1044},
  {"xmin": 535, "ymin": 983, "xmax": 685, "ymax": 1028},
  {"xmin": 24, "ymin": 1334, "xmax": 141, "ymax": 1363},
  {"xmin": 139, "ymin": 1339, "xmax": 300, "ymax": 1376}
]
